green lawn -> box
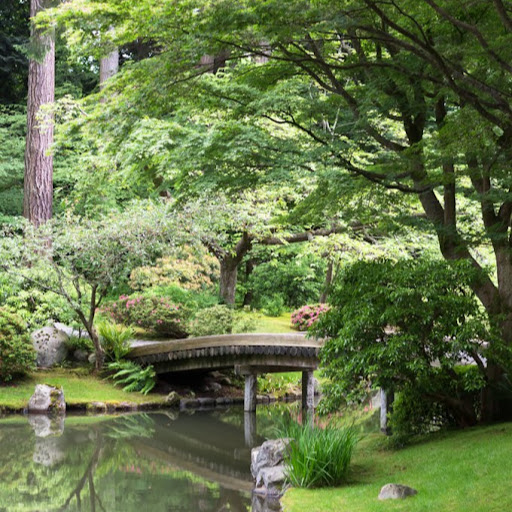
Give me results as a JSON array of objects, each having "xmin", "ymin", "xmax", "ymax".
[
  {"xmin": 0, "ymin": 369, "xmax": 165, "ymax": 409},
  {"xmin": 282, "ymin": 422, "xmax": 512, "ymax": 512},
  {"xmin": 252, "ymin": 312, "xmax": 295, "ymax": 333}
]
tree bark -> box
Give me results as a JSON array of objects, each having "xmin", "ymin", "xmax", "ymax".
[
  {"xmin": 319, "ymin": 259, "xmax": 333, "ymax": 303},
  {"xmin": 24, "ymin": 0, "xmax": 55, "ymax": 227},
  {"xmin": 219, "ymin": 256, "xmax": 240, "ymax": 305},
  {"xmin": 99, "ymin": 48, "xmax": 119, "ymax": 88}
]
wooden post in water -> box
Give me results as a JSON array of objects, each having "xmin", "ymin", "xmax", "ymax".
[
  {"xmin": 302, "ymin": 370, "xmax": 315, "ymax": 411},
  {"xmin": 244, "ymin": 412, "xmax": 257, "ymax": 447},
  {"xmin": 244, "ymin": 374, "xmax": 257, "ymax": 412}
]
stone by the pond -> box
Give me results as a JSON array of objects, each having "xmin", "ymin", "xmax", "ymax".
[
  {"xmin": 31, "ymin": 327, "xmax": 69, "ymax": 367},
  {"xmin": 165, "ymin": 391, "xmax": 180, "ymax": 406},
  {"xmin": 27, "ymin": 384, "xmax": 66, "ymax": 415},
  {"xmin": 251, "ymin": 439, "xmax": 290, "ymax": 479},
  {"xmin": 252, "ymin": 494, "xmax": 282, "ymax": 512},
  {"xmin": 378, "ymin": 483, "xmax": 418, "ymax": 500},
  {"xmin": 255, "ymin": 465, "xmax": 287, "ymax": 491}
]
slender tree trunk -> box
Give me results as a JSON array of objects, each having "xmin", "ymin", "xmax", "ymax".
[
  {"xmin": 319, "ymin": 259, "xmax": 333, "ymax": 303},
  {"xmin": 242, "ymin": 259, "xmax": 255, "ymax": 306},
  {"xmin": 24, "ymin": 0, "xmax": 55, "ymax": 226}
]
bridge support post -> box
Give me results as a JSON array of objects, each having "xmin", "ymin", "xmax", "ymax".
[
  {"xmin": 244, "ymin": 412, "xmax": 257, "ymax": 447},
  {"xmin": 244, "ymin": 374, "xmax": 257, "ymax": 412},
  {"xmin": 302, "ymin": 370, "xmax": 315, "ymax": 411}
]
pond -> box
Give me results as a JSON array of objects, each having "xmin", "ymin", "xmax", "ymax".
[{"xmin": 0, "ymin": 405, "xmax": 295, "ymax": 512}]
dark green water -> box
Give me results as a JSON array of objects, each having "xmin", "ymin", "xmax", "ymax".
[{"xmin": 0, "ymin": 406, "xmax": 292, "ymax": 512}]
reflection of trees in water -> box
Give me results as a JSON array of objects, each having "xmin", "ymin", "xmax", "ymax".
[{"xmin": 0, "ymin": 413, "xmax": 253, "ymax": 512}]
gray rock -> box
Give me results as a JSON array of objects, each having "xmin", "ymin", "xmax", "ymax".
[
  {"xmin": 28, "ymin": 414, "xmax": 65, "ymax": 438},
  {"xmin": 251, "ymin": 438, "xmax": 290, "ymax": 479},
  {"xmin": 31, "ymin": 327, "xmax": 69, "ymax": 367},
  {"xmin": 54, "ymin": 322, "xmax": 90, "ymax": 339},
  {"xmin": 88, "ymin": 402, "xmax": 107, "ymax": 413},
  {"xmin": 73, "ymin": 349, "xmax": 89, "ymax": 362},
  {"xmin": 256, "ymin": 465, "xmax": 286, "ymax": 491},
  {"xmin": 88, "ymin": 353, "xmax": 96, "ymax": 365},
  {"xmin": 378, "ymin": 484, "xmax": 418, "ymax": 500},
  {"xmin": 208, "ymin": 382, "xmax": 222, "ymax": 392},
  {"xmin": 27, "ymin": 385, "xmax": 66, "ymax": 415},
  {"xmin": 165, "ymin": 391, "xmax": 181, "ymax": 406}
]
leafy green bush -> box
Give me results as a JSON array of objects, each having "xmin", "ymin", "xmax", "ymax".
[
  {"xmin": 102, "ymin": 295, "xmax": 189, "ymax": 338},
  {"xmin": 143, "ymin": 285, "xmax": 218, "ymax": 312},
  {"xmin": 65, "ymin": 334, "xmax": 94, "ymax": 353},
  {"xmin": 97, "ymin": 321, "xmax": 133, "ymax": 362},
  {"xmin": 107, "ymin": 360, "xmax": 156, "ymax": 395},
  {"xmin": 189, "ymin": 305, "xmax": 234, "ymax": 337},
  {"xmin": 279, "ymin": 418, "xmax": 358, "ymax": 488},
  {"xmin": 0, "ymin": 308, "xmax": 36, "ymax": 381},
  {"xmin": 232, "ymin": 312, "xmax": 257, "ymax": 334},
  {"xmin": 315, "ymin": 258, "xmax": 494, "ymax": 427},
  {"xmin": 291, "ymin": 304, "xmax": 330, "ymax": 331},
  {"xmin": 247, "ymin": 253, "xmax": 326, "ymax": 308},
  {"xmin": 261, "ymin": 294, "xmax": 286, "ymax": 317}
]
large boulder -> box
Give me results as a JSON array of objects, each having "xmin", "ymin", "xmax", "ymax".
[
  {"xmin": 378, "ymin": 483, "xmax": 418, "ymax": 500},
  {"xmin": 251, "ymin": 438, "xmax": 290, "ymax": 478},
  {"xmin": 31, "ymin": 327, "xmax": 69, "ymax": 367},
  {"xmin": 251, "ymin": 439, "xmax": 291, "ymax": 497},
  {"xmin": 27, "ymin": 384, "xmax": 66, "ymax": 415}
]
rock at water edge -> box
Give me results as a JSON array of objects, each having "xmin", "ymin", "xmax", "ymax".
[{"xmin": 27, "ymin": 384, "xmax": 66, "ymax": 415}]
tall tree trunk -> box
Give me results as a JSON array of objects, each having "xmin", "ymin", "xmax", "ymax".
[
  {"xmin": 243, "ymin": 259, "xmax": 255, "ymax": 306},
  {"xmin": 219, "ymin": 256, "xmax": 239, "ymax": 305},
  {"xmin": 24, "ymin": 0, "xmax": 55, "ymax": 226},
  {"xmin": 99, "ymin": 48, "xmax": 119, "ymax": 88}
]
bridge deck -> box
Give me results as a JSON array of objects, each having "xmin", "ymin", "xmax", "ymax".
[{"xmin": 128, "ymin": 333, "xmax": 323, "ymax": 411}]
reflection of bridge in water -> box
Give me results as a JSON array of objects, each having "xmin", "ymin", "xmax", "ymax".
[
  {"xmin": 129, "ymin": 333, "xmax": 323, "ymax": 412},
  {"xmin": 132, "ymin": 412, "xmax": 256, "ymax": 493}
]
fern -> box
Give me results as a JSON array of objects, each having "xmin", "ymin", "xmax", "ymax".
[{"xmin": 107, "ymin": 360, "xmax": 156, "ymax": 395}]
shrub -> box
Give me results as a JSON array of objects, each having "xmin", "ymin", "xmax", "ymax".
[
  {"xmin": 279, "ymin": 418, "xmax": 358, "ymax": 488},
  {"xmin": 65, "ymin": 334, "xmax": 94, "ymax": 353},
  {"xmin": 129, "ymin": 245, "xmax": 219, "ymax": 292},
  {"xmin": 261, "ymin": 294, "xmax": 286, "ymax": 317},
  {"xmin": 0, "ymin": 308, "xmax": 36, "ymax": 381},
  {"xmin": 107, "ymin": 360, "xmax": 156, "ymax": 394},
  {"xmin": 189, "ymin": 305, "xmax": 234, "ymax": 337},
  {"xmin": 143, "ymin": 285, "xmax": 218, "ymax": 312},
  {"xmin": 291, "ymin": 304, "xmax": 330, "ymax": 331},
  {"xmin": 97, "ymin": 321, "xmax": 133, "ymax": 362},
  {"xmin": 232, "ymin": 312, "xmax": 258, "ymax": 334},
  {"xmin": 246, "ymin": 253, "xmax": 326, "ymax": 308},
  {"xmin": 102, "ymin": 295, "xmax": 189, "ymax": 338}
]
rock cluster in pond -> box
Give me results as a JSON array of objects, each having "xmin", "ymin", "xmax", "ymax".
[
  {"xmin": 31, "ymin": 327, "xmax": 69, "ymax": 367},
  {"xmin": 378, "ymin": 483, "xmax": 418, "ymax": 500},
  {"xmin": 27, "ymin": 384, "xmax": 66, "ymax": 415},
  {"xmin": 251, "ymin": 439, "xmax": 290, "ymax": 496}
]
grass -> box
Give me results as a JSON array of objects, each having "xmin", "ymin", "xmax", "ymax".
[
  {"xmin": 282, "ymin": 422, "xmax": 512, "ymax": 512},
  {"xmin": 252, "ymin": 312, "xmax": 295, "ymax": 333},
  {"xmin": 280, "ymin": 419, "xmax": 358, "ymax": 488},
  {"xmin": 0, "ymin": 368, "xmax": 166, "ymax": 409}
]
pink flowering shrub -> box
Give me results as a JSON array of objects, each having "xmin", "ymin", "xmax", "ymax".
[
  {"xmin": 291, "ymin": 304, "xmax": 330, "ymax": 331},
  {"xmin": 101, "ymin": 295, "xmax": 189, "ymax": 338}
]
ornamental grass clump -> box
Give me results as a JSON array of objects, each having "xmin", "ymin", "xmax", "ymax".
[{"xmin": 280, "ymin": 419, "xmax": 358, "ymax": 488}]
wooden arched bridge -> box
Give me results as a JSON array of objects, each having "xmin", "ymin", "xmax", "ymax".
[{"xmin": 129, "ymin": 333, "xmax": 323, "ymax": 412}]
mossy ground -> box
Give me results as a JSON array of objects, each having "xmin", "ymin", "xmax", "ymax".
[
  {"xmin": 282, "ymin": 422, "xmax": 512, "ymax": 512},
  {"xmin": 0, "ymin": 368, "xmax": 166, "ymax": 410}
]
